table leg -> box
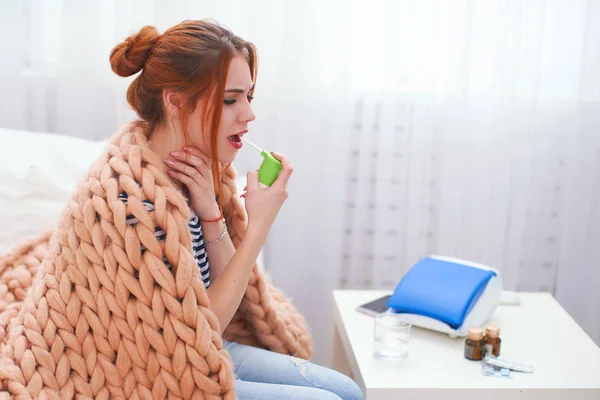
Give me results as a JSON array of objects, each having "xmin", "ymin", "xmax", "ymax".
[{"xmin": 332, "ymin": 323, "xmax": 353, "ymax": 379}]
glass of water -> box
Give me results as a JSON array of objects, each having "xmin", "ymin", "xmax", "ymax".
[{"xmin": 373, "ymin": 311, "xmax": 411, "ymax": 361}]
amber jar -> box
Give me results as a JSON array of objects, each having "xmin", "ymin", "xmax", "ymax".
[
  {"xmin": 464, "ymin": 327, "xmax": 486, "ymax": 361},
  {"xmin": 484, "ymin": 324, "xmax": 501, "ymax": 357}
]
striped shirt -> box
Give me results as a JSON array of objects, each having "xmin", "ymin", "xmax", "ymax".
[{"xmin": 119, "ymin": 192, "xmax": 210, "ymax": 288}]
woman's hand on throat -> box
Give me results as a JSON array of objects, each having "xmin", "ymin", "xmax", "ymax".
[{"xmin": 163, "ymin": 146, "xmax": 220, "ymax": 220}]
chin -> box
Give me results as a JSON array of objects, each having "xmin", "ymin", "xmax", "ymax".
[{"xmin": 218, "ymin": 152, "xmax": 237, "ymax": 164}]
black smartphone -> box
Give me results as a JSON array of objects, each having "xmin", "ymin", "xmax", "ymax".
[{"xmin": 355, "ymin": 294, "xmax": 392, "ymax": 316}]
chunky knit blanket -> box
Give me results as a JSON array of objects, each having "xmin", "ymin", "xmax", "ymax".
[{"xmin": 0, "ymin": 122, "xmax": 313, "ymax": 399}]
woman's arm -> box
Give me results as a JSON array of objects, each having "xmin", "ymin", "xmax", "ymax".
[
  {"xmin": 201, "ymin": 216, "xmax": 268, "ymax": 332},
  {"xmin": 165, "ymin": 147, "xmax": 292, "ymax": 333},
  {"xmin": 199, "ymin": 206, "xmax": 236, "ymax": 281}
]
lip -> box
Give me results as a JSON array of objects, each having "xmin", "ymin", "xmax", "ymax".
[{"xmin": 228, "ymin": 130, "xmax": 247, "ymax": 150}]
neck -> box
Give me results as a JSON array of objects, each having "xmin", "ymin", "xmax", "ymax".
[
  {"xmin": 147, "ymin": 122, "xmax": 190, "ymax": 195},
  {"xmin": 147, "ymin": 122, "xmax": 185, "ymax": 164}
]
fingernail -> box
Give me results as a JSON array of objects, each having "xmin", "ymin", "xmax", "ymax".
[
  {"xmin": 164, "ymin": 159, "xmax": 175, "ymax": 166},
  {"xmin": 170, "ymin": 151, "xmax": 180, "ymax": 157},
  {"xmin": 167, "ymin": 170, "xmax": 173, "ymax": 175}
]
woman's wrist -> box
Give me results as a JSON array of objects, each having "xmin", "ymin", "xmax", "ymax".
[
  {"xmin": 239, "ymin": 224, "xmax": 269, "ymax": 263},
  {"xmin": 197, "ymin": 203, "xmax": 222, "ymax": 222},
  {"xmin": 246, "ymin": 221, "xmax": 270, "ymax": 243}
]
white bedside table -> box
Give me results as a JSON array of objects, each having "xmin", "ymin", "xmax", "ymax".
[{"xmin": 332, "ymin": 290, "xmax": 600, "ymax": 400}]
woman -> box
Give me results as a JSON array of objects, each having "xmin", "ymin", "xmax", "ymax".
[{"xmin": 109, "ymin": 20, "xmax": 364, "ymax": 400}]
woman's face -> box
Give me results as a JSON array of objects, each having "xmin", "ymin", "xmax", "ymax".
[{"xmin": 186, "ymin": 55, "xmax": 256, "ymax": 163}]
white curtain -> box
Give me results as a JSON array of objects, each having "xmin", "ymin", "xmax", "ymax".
[{"xmin": 1, "ymin": 0, "xmax": 599, "ymax": 365}]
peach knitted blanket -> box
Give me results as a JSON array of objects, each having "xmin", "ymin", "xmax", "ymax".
[{"xmin": 0, "ymin": 122, "xmax": 313, "ymax": 399}]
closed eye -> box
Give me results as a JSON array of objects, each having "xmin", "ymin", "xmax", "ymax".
[
  {"xmin": 224, "ymin": 83, "xmax": 255, "ymax": 105},
  {"xmin": 224, "ymin": 95, "xmax": 255, "ymax": 105}
]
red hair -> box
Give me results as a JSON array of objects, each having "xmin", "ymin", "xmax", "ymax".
[{"xmin": 110, "ymin": 19, "xmax": 258, "ymax": 194}]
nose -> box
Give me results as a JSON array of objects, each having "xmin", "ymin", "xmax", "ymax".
[{"xmin": 240, "ymin": 100, "xmax": 256, "ymax": 124}]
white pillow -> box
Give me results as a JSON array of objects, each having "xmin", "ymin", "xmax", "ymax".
[{"xmin": 0, "ymin": 128, "xmax": 106, "ymax": 253}]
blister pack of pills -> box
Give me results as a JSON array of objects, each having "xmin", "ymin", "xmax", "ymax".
[{"xmin": 483, "ymin": 354, "xmax": 534, "ymax": 373}]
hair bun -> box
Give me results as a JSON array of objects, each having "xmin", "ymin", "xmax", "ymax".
[{"xmin": 110, "ymin": 25, "xmax": 160, "ymax": 77}]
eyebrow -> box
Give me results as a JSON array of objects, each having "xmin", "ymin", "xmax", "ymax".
[{"xmin": 225, "ymin": 84, "xmax": 255, "ymax": 93}]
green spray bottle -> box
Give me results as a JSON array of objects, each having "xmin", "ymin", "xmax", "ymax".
[{"xmin": 240, "ymin": 136, "xmax": 282, "ymax": 188}]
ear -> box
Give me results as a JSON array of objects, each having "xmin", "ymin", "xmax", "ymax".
[{"xmin": 162, "ymin": 89, "xmax": 183, "ymax": 118}]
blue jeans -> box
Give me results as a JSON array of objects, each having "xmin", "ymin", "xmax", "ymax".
[{"xmin": 224, "ymin": 340, "xmax": 364, "ymax": 400}]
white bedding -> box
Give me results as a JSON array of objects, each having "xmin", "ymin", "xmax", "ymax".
[{"xmin": 0, "ymin": 128, "xmax": 106, "ymax": 253}]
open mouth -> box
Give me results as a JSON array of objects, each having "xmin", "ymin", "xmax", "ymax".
[
  {"xmin": 227, "ymin": 134, "xmax": 241, "ymax": 143},
  {"xmin": 227, "ymin": 134, "xmax": 243, "ymax": 149}
]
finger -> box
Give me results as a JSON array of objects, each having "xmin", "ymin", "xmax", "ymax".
[
  {"xmin": 170, "ymin": 152, "xmax": 211, "ymax": 176},
  {"xmin": 182, "ymin": 146, "xmax": 212, "ymax": 170},
  {"xmin": 270, "ymin": 152, "xmax": 293, "ymax": 189},
  {"xmin": 246, "ymin": 170, "xmax": 260, "ymax": 190},
  {"xmin": 167, "ymin": 169, "xmax": 195, "ymax": 187},
  {"xmin": 164, "ymin": 158, "xmax": 204, "ymax": 179},
  {"xmin": 183, "ymin": 145, "xmax": 210, "ymax": 158},
  {"xmin": 171, "ymin": 150, "xmax": 211, "ymax": 174}
]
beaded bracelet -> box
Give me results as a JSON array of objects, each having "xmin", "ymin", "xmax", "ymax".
[{"xmin": 205, "ymin": 218, "xmax": 228, "ymax": 245}]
